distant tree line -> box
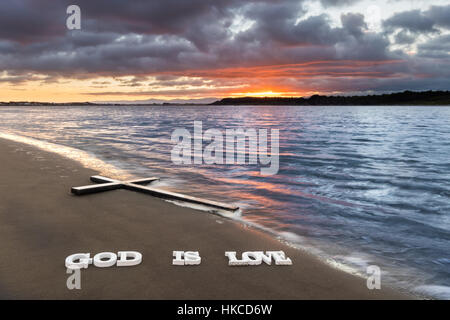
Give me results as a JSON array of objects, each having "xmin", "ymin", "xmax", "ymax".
[{"xmin": 211, "ymin": 91, "xmax": 450, "ymax": 106}]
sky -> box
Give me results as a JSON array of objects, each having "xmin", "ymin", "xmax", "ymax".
[{"xmin": 0, "ymin": 0, "xmax": 449, "ymax": 102}]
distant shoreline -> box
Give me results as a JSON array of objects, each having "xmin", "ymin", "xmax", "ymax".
[
  {"xmin": 212, "ymin": 90, "xmax": 450, "ymax": 106},
  {"xmin": 1, "ymin": 90, "xmax": 449, "ymax": 106}
]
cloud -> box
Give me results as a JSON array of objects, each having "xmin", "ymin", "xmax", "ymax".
[
  {"xmin": 341, "ymin": 13, "xmax": 366, "ymax": 37},
  {"xmin": 320, "ymin": 0, "xmax": 360, "ymax": 7},
  {"xmin": 0, "ymin": 1, "xmax": 65, "ymax": 43},
  {"xmin": 418, "ymin": 34, "xmax": 450, "ymax": 59},
  {"xmin": 383, "ymin": 4, "xmax": 450, "ymax": 34},
  {"xmin": 384, "ymin": 10, "xmax": 437, "ymax": 33},
  {"xmin": 427, "ymin": 5, "xmax": 450, "ymax": 29},
  {"xmin": 394, "ymin": 30, "xmax": 415, "ymax": 44},
  {"xmin": 0, "ymin": 0, "xmax": 448, "ymax": 98}
]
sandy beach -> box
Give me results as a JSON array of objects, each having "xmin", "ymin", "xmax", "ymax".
[{"xmin": 0, "ymin": 137, "xmax": 412, "ymax": 299}]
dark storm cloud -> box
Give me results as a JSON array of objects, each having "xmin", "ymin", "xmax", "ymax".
[
  {"xmin": 236, "ymin": 4, "xmax": 390, "ymax": 61},
  {"xmin": 241, "ymin": 13, "xmax": 343, "ymax": 46},
  {"xmin": 384, "ymin": 10, "xmax": 437, "ymax": 33},
  {"xmin": 427, "ymin": 5, "xmax": 450, "ymax": 29},
  {"xmin": 0, "ymin": 0, "xmax": 391, "ymax": 70},
  {"xmin": 319, "ymin": 0, "xmax": 360, "ymax": 7},
  {"xmin": 417, "ymin": 34, "xmax": 450, "ymax": 59},
  {"xmin": 383, "ymin": 5, "xmax": 450, "ymax": 34},
  {"xmin": 394, "ymin": 30, "xmax": 415, "ymax": 45},
  {"xmin": 341, "ymin": 13, "xmax": 366, "ymax": 37},
  {"xmin": 0, "ymin": 0, "xmax": 448, "ymax": 94},
  {"xmin": 0, "ymin": 1, "xmax": 65, "ymax": 43}
]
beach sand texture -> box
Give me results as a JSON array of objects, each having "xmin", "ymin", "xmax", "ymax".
[{"xmin": 0, "ymin": 138, "xmax": 411, "ymax": 299}]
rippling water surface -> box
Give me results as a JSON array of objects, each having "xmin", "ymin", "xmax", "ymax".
[{"xmin": 0, "ymin": 105, "xmax": 449, "ymax": 298}]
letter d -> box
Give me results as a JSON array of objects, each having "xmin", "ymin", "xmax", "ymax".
[{"xmin": 117, "ymin": 251, "xmax": 142, "ymax": 267}]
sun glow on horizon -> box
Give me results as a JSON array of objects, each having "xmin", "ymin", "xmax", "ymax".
[{"xmin": 231, "ymin": 90, "xmax": 303, "ymax": 98}]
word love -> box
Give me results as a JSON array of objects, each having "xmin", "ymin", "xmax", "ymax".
[
  {"xmin": 172, "ymin": 250, "xmax": 293, "ymax": 266},
  {"xmin": 65, "ymin": 251, "xmax": 142, "ymax": 269},
  {"xmin": 225, "ymin": 251, "xmax": 292, "ymax": 266}
]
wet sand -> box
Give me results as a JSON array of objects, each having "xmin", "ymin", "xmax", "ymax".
[{"xmin": 0, "ymin": 138, "xmax": 412, "ymax": 299}]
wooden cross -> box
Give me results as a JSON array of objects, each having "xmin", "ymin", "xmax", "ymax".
[{"xmin": 72, "ymin": 175, "xmax": 239, "ymax": 212}]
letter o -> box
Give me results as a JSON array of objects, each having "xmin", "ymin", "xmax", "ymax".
[
  {"xmin": 242, "ymin": 252, "xmax": 262, "ymax": 265},
  {"xmin": 93, "ymin": 252, "xmax": 117, "ymax": 268}
]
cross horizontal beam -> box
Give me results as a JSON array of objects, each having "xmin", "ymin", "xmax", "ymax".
[
  {"xmin": 71, "ymin": 176, "xmax": 159, "ymax": 195},
  {"xmin": 71, "ymin": 175, "xmax": 239, "ymax": 212},
  {"xmin": 71, "ymin": 181, "xmax": 122, "ymax": 195}
]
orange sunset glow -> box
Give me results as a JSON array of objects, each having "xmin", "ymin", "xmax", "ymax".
[{"xmin": 0, "ymin": 59, "xmax": 405, "ymax": 103}]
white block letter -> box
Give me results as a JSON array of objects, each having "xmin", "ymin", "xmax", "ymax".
[
  {"xmin": 184, "ymin": 251, "xmax": 201, "ymax": 265},
  {"xmin": 173, "ymin": 251, "xmax": 185, "ymax": 265},
  {"xmin": 93, "ymin": 252, "xmax": 117, "ymax": 268},
  {"xmin": 242, "ymin": 251, "xmax": 264, "ymax": 265},
  {"xmin": 266, "ymin": 251, "xmax": 292, "ymax": 265},
  {"xmin": 117, "ymin": 251, "xmax": 142, "ymax": 267},
  {"xmin": 65, "ymin": 253, "xmax": 92, "ymax": 270},
  {"xmin": 225, "ymin": 251, "xmax": 251, "ymax": 266}
]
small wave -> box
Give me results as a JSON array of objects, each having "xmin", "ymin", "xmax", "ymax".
[{"xmin": 415, "ymin": 285, "xmax": 450, "ymax": 300}]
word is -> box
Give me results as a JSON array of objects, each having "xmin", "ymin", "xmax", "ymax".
[{"xmin": 173, "ymin": 251, "xmax": 201, "ymax": 265}]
